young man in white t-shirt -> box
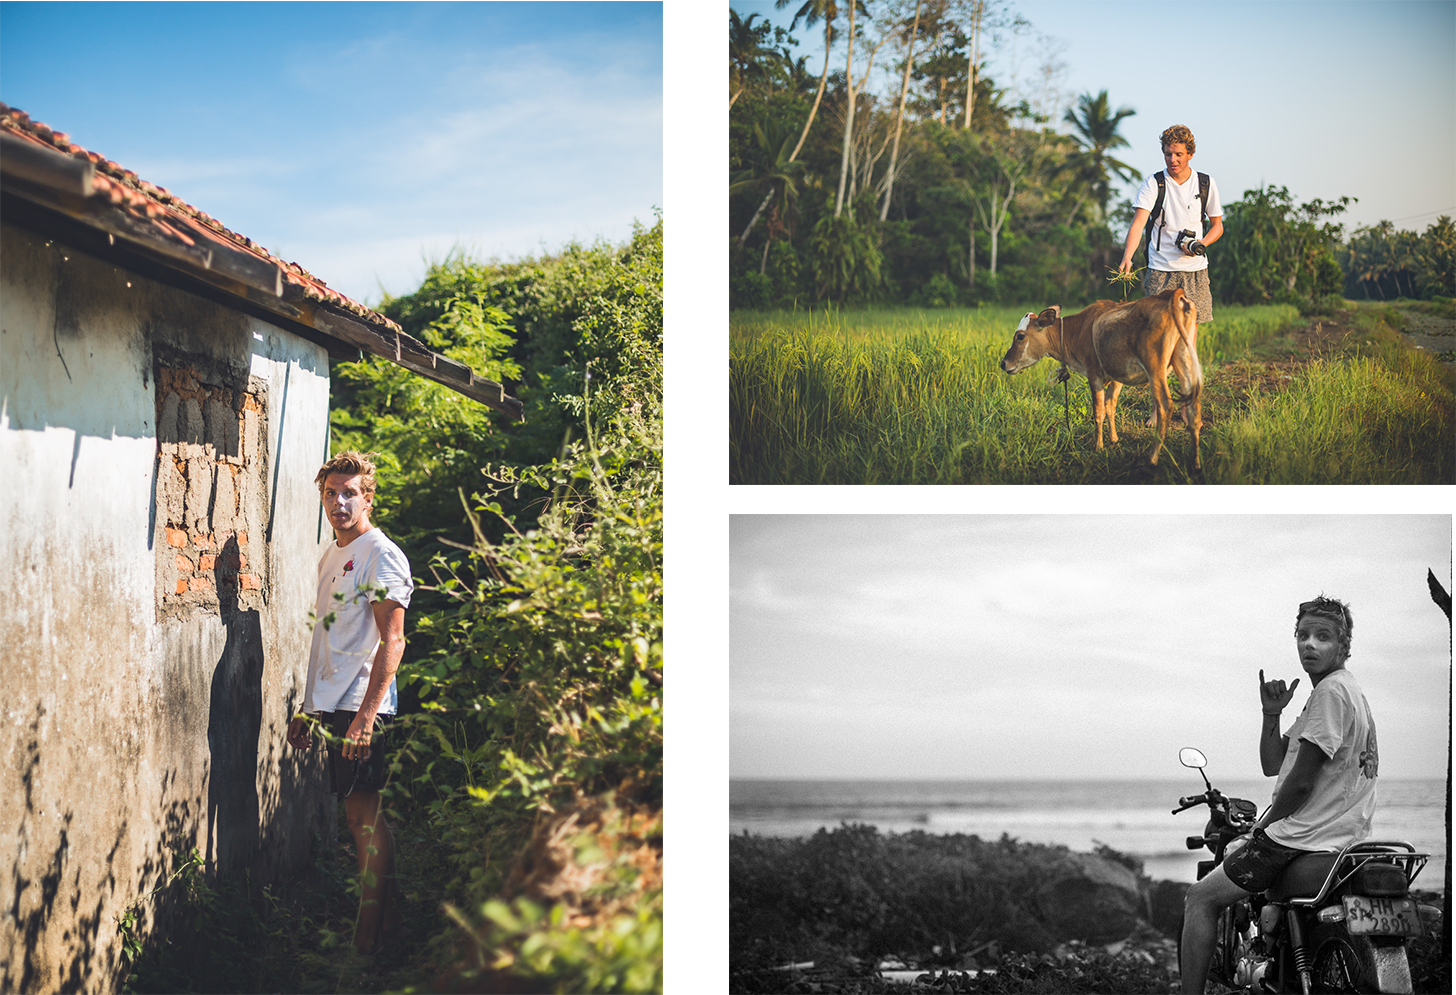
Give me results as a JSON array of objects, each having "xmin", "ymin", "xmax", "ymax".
[
  {"xmin": 286, "ymin": 450, "xmax": 412, "ymax": 954},
  {"xmin": 1179, "ymin": 596, "xmax": 1378, "ymax": 994},
  {"xmin": 1118, "ymin": 124, "xmax": 1224, "ymax": 325}
]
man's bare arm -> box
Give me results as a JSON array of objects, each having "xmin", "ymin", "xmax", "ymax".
[
  {"xmin": 1119, "ymin": 207, "xmax": 1151, "ymax": 274},
  {"xmin": 342, "ymin": 599, "xmax": 405, "ymax": 760},
  {"xmin": 1200, "ymin": 215, "xmax": 1224, "ymax": 250},
  {"xmin": 1259, "ymin": 712, "xmax": 1288, "ymax": 777},
  {"xmin": 1258, "ymin": 669, "xmax": 1299, "ymax": 776}
]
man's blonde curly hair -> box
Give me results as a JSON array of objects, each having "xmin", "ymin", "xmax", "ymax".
[
  {"xmin": 1160, "ymin": 124, "xmax": 1196, "ymax": 155},
  {"xmin": 315, "ymin": 450, "xmax": 378, "ymax": 496}
]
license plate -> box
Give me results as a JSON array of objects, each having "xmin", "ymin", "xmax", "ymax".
[{"xmin": 1342, "ymin": 896, "xmax": 1420, "ymax": 936}]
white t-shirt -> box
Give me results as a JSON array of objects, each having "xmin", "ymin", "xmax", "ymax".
[
  {"xmin": 302, "ymin": 527, "xmax": 413, "ymax": 716},
  {"xmin": 1265, "ymin": 668, "xmax": 1378, "ymax": 852},
  {"xmin": 1133, "ymin": 170, "xmax": 1223, "ymax": 272}
]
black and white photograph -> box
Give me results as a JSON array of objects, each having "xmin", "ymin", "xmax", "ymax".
[{"xmin": 730, "ymin": 514, "xmax": 1451, "ymax": 993}]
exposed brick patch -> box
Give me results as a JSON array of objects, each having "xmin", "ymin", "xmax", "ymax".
[{"xmin": 154, "ymin": 359, "xmax": 268, "ymax": 619}]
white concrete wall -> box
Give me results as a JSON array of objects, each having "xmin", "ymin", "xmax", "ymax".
[{"xmin": 1, "ymin": 221, "xmax": 336, "ymax": 993}]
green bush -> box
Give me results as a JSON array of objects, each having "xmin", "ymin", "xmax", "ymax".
[
  {"xmin": 733, "ymin": 826, "xmax": 1116, "ymax": 971},
  {"xmin": 914, "ymin": 272, "xmax": 961, "ymax": 307},
  {"xmin": 380, "ymin": 221, "xmax": 664, "ymax": 993}
]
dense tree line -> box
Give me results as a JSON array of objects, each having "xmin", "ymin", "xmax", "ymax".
[
  {"xmin": 1342, "ymin": 216, "xmax": 1455, "ymax": 301},
  {"xmin": 729, "ymin": 2, "xmax": 1452, "ymax": 310}
]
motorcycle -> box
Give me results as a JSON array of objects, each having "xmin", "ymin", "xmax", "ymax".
[{"xmin": 1173, "ymin": 747, "xmax": 1437, "ymax": 994}]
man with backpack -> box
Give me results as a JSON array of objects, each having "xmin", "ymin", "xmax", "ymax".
[{"xmin": 1117, "ymin": 124, "xmax": 1224, "ymax": 324}]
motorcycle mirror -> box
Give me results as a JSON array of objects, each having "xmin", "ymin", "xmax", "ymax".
[{"xmin": 1179, "ymin": 747, "xmax": 1208, "ymax": 769}]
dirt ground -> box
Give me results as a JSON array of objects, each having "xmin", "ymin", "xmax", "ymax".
[
  {"xmin": 1391, "ymin": 305, "xmax": 1456, "ymax": 369},
  {"xmin": 1209, "ymin": 304, "xmax": 1455, "ymax": 418}
]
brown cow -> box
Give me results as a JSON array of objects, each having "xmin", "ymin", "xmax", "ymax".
[{"xmin": 999, "ymin": 288, "xmax": 1203, "ymax": 468}]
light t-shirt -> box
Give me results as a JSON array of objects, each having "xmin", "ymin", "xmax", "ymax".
[
  {"xmin": 1133, "ymin": 170, "xmax": 1223, "ymax": 272},
  {"xmin": 1265, "ymin": 668, "xmax": 1378, "ymax": 852},
  {"xmin": 302, "ymin": 527, "xmax": 413, "ymax": 716}
]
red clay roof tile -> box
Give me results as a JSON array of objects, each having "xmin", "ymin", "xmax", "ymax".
[{"xmin": 0, "ymin": 101, "xmax": 401, "ymax": 332}]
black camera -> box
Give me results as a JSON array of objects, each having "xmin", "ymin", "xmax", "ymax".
[{"xmin": 1175, "ymin": 228, "xmax": 1206, "ymax": 256}]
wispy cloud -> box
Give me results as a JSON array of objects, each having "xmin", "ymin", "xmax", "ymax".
[{"xmin": 732, "ymin": 516, "xmax": 1452, "ymax": 780}]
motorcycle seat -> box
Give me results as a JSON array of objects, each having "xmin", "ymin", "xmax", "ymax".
[{"xmin": 1266, "ymin": 851, "xmax": 1339, "ymax": 900}]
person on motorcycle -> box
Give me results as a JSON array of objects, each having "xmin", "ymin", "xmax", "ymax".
[{"xmin": 1180, "ymin": 595, "xmax": 1378, "ymax": 994}]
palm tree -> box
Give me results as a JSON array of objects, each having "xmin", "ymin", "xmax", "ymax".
[
  {"xmin": 729, "ymin": 11, "xmax": 769, "ymax": 110},
  {"xmin": 731, "ymin": 0, "xmax": 842, "ymax": 246},
  {"xmin": 961, "ymin": 0, "xmax": 984, "ymax": 128},
  {"xmin": 1060, "ymin": 90, "xmax": 1139, "ymax": 227},
  {"xmin": 833, "ymin": 0, "xmax": 876, "ymax": 218},
  {"xmin": 780, "ymin": 47, "xmax": 816, "ymax": 97},
  {"xmin": 776, "ymin": 0, "xmax": 842, "ymax": 160},
  {"xmin": 880, "ymin": 0, "xmax": 923, "ymax": 221},
  {"xmin": 732, "ymin": 120, "xmax": 806, "ymax": 270}
]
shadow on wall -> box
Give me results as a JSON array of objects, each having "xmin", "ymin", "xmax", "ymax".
[
  {"xmin": 206, "ymin": 530, "xmax": 335, "ymax": 892},
  {"xmin": 3, "ymin": 704, "xmax": 203, "ymax": 994},
  {"xmin": 206, "ymin": 533, "xmax": 263, "ymax": 875}
]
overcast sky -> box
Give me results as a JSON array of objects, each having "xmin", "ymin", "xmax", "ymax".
[
  {"xmin": 728, "ymin": 0, "xmax": 1456, "ymax": 234},
  {"xmin": 732, "ymin": 515, "xmax": 1452, "ymax": 782},
  {"xmin": 0, "ymin": 1, "xmax": 662, "ymax": 306}
]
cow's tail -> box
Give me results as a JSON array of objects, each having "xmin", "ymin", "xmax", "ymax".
[{"xmin": 1168, "ymin": 287, "xmax": 1202, "ymax": 408}]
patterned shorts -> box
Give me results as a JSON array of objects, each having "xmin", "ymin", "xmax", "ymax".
[
  {"xmin": 1222, "ymin": 828, "xmax": 1308, "ymax": 893},
  {"xmin": 1144, "ymin": 267, "xmax": 1214, "ymax": 324}
]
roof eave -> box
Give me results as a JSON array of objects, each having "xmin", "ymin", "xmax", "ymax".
[{"xmin": 0, "ymin": 131, "xmax": 523, "ymax": 421}]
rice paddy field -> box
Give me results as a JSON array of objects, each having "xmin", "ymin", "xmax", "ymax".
[{"xmin": 728, "ymin": 301, "xmax": 1455, "ymax": 485}]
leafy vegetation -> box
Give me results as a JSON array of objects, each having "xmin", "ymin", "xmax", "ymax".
[
  {"xmin": 730, "ymin": 826, "xmax": 1449, "ymax": 995},
  {"xmin": 124, "ymin": 218, "xmax": 663, "ymax": 993},
  {"xmin": 734, "ymin": 825, "xmax": 1109, "ymax": 969},
  {"xmin": 729, "ymin": 5, "xmax": 1452, "ymax": 311},
  {"xmin": 730, "ymin": 825, "xmax": 1178, "ymax": 994},
  {"xmin": 1343, "ymin": 216, "xmax": 1456, "ymax": 301}
]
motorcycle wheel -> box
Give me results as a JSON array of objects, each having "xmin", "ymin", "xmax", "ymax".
[{"xmin": 1316, "ymin": 938, "xmax": 1380, "ymax": 990}]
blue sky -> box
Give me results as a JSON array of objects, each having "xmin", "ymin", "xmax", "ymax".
[
  {"xmin": 0, "ymin": 1, "xmax": 662, "ymax": 306},
  {"xmin": 729, "ymin": 0, "xmax": 1456, "ymax": 235},
  {"xmin": 732, "ymin": 515, "xmax": 1453, "ymax": 781}
]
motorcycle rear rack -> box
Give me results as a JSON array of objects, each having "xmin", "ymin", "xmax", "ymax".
[{"xmin": 1284, "ymin": 841, "xmax": 1429, "ymax": 907}]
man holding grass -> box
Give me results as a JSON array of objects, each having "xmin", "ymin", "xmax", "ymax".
[
  {"xmin": 287, "ymin": 451, "xmax": 412, "ymax": 955},
  {"xmin": 1118, "ymin": 123, "xmax": 1225, "ymax": 323}
]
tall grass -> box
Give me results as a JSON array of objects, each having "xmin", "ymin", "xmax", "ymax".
[
  {"xmin": 1209, "ymin": 330, "xmax": 1454, "ymax": 484},
  {"xmin": 729, "ymin": 302, "xmax": 1453, "ymax": 484},
  {"xmin": 730, "ymin": 303, "xmax": 1300, "ymax": 484}
]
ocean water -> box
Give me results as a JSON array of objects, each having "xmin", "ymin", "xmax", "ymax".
[{"xmin": 730, "ymin": 778, "xmax": 1447, "ymax": 889}]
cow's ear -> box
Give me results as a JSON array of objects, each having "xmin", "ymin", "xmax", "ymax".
[{"xmin": 1037, "ymin": 305, "xmax": 1061, "ymax": 325}]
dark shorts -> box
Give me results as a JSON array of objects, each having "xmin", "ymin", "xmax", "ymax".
[
  {"xmin": 1223, "ymin": 828, "xmax": 1308, "ymax": 893},
  {"xmin": 320, "ymin": 710, "xmax": 393, "ymax": 797},
  {"xmin": 1144, "ymin": 267, "xmax": 1214, "ymax": 324}
]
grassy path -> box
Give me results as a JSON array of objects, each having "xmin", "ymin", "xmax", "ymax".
[{"xmin": 729, "ymin": 301, "xmax": 1454, "ymax": 485}]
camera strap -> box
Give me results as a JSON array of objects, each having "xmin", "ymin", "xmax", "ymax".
[{"xmin": 1145, "ymin": 170, "xmax": 1210, "ymax": 255}]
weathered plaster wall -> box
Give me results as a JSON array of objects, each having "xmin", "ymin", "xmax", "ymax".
[{"xmin": 1, "ymin": 222, "xmax": 336, "ymax": 993}]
